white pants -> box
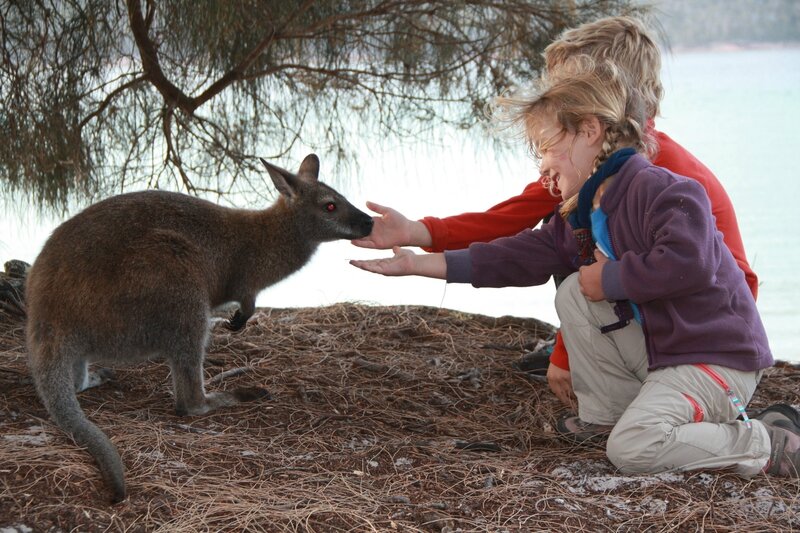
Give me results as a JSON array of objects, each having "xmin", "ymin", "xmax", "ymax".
[{"xmin": 555, "ymin": 272, "xmax": 771, "ymax": 476}]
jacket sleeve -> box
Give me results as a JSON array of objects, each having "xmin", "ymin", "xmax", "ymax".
[
  {"xmin": 462, "ymin": 220, "xmax": 573, "ymax": 288},
  {"xmin": 602, "ymin": 178, "xmax": 721, "ymax": 304},
  {"xmin": 420, "ymin": 178, "xmax": 561, "ymax": 252}
]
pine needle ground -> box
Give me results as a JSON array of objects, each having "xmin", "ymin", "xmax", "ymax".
[{"xmin": 1, "ymin": 304, "xmax": 798, "ymax": 532}]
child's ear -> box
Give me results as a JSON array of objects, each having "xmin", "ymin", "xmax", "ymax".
[{"xmin": 582, "ymin": 116, "xmax": 605, "ymax": 146}]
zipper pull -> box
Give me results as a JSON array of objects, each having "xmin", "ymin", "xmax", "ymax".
[{"xmin": 727, "ymin": 388, "xmax": 752, "ymax": 429}]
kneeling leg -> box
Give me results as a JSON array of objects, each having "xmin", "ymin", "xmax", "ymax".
[{"xmin": 169, "ymin": 346, "xmax": 269, "ymax": 417}]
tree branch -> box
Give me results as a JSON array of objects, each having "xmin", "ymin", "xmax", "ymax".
[
  {"xmin": 127, "ymin": 0, "xmax": 198, "ymax": 113},
  {"xmin": 78, "ymin": 75, "xmax": 148, "ymax": 129},
  {"xmin": 161, "ymin": 105, "xmax": 196, "ymax": 193},
  {"xmin": 194, "ymin": 27, "xmax": 277, "ymax": 109},
  {"xmin": 127, "ymin": 0, "xmax": 285, "ymax": 115}
]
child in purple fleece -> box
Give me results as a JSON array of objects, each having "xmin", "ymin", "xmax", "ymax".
[{"xmin": 351, "ymin": 57, "xmax": 800, "ymax": 477}]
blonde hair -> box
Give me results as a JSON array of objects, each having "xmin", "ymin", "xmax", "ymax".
[
  {"xmin": 490, "ymin": 56, "xmax": 654, "ymax": 218},
  {"xmin": 544, "ymin": 16, "xmax": 663, "ymax": 120}
]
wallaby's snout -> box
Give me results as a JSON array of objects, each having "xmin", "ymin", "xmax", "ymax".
[
  {"xmin": 356, "ymin": 213, "xmax": 374, "ymax": 237},
  {"xmin": 345, "ymin": 205, "xmax": 374, "ymax": 239}
]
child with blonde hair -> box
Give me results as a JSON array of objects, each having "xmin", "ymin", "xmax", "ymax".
[
  {"xmin": 351, "ymin": 59, "xmax": 799, "ymax": 477},
  {"xmin": 352, "ymin": 16, "xmax": 758, "ymax": 412}
]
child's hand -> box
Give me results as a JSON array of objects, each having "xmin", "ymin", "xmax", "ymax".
[
  {"xmin": 351, "ymin": 201, "xmax": 424, "ymax": 249},
  {"xmin": 547, "ymin": 363, "xmax": 576, "ymax": 410},
  {"xmin": 578, "ymin": 249, "xmax": 609, "ymax": 301},
  {"xmin": 351, "ymin": 248, "xmax": 448, "ymax": 279},
  {"xmin": 350, "ymin": 246, "xmax": 419, "ymax": 276}
]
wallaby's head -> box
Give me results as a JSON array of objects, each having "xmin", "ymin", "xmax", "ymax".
[{"xmin": 260, "ymin": 154, "xmax": 373, "ymax": 242}]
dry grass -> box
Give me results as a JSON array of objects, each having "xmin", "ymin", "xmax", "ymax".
[{"xmin": 1, "ymin": 304, "xmax": 799, "ymax": 532}]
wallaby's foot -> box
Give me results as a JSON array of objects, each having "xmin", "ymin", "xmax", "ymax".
[
  {"xmin": 225, "ymin": 310, "xmax": 248, "ymax": 331},
  {"xmin": 232, "ymin": 386, "xmax": 272, "ymax": 402},
  {"xmin": 175, "ymin": 386, "xmax": 271, "ymax": 416},
  {"xmin": 79, "ymin": 367, "xmax": 116, "ymax": 392}
]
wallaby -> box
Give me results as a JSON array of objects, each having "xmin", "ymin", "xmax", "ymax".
[{"xmin": 25, "ymin": 154, "xmax": 374, "ymax": 503}]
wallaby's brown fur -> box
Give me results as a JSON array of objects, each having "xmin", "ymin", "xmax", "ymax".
[{"xmin": 25, "ymin": 154, "xmax": 373, "ymax": 503}]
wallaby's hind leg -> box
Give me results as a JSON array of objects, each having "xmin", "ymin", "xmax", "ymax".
[{"xmin": 168, "ymin": 341, "xmax": 269, "ymax": 417}]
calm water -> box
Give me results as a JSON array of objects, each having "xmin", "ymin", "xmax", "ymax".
[{"xmin": 2, "ymin": 47, "xmax": 798, "ymax": 361}]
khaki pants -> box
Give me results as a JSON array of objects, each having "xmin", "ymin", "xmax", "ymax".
[{"xmin": 555, "ymin": 273, "xmax": 770, "ymax": 476}]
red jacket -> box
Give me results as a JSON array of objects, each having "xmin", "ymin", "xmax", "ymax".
[{"xmin": 420, "ymin": 130, "xmax": 758, "ymax": 370}]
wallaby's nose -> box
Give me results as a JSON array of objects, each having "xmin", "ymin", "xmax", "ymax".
[{"xmin": 358, "ymin": 212, "xmax": 374, "ymax": 237}]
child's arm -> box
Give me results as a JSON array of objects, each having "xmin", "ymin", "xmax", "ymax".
[
  {"xmin": 352, "ymin": 217, "xmax": 570, "ymax": 287},
  {"xmin": 349, "ymin": 247, "xmax": 447, "ymax": 279},
  {"xmin": 419, "ymin": 178, "xmax": 559, "ymax": 251},
  {"xmin": 351, "ymin": 178, "xmax": 559, "ymax": 252}
]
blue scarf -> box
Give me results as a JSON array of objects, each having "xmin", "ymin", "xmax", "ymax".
[{"xmin": 567, "ymin": 147, "xmax": 635, "ymax": 264}]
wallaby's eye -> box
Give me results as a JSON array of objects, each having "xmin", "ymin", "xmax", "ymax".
[{"xmin": 325, "ymin": 202, "xmax": 336, "ymax": 212}]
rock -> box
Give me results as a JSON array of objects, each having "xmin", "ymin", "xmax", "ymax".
[
  {"xmin": 0, "ymin": 259, "xmax": 29, "ymax": 316},
  {"xmin": 4, "ymin": 260, "xmax": 30, "ymax": 279}
]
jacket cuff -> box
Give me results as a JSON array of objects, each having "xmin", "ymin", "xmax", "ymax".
[
  {"xmin": 549, "ymin": 330, "xmax": 570, "ymax": 370},
  {"xmin": 444, "ymin": 249, "xmax": 472, "ymax": 283},
  {"xmin": 419, "ymin": 217, "xmax": 447, "ymax": 253},
  {"xmin": 601, "ymin": 260, "xmax": 628, "ymax": 301}
]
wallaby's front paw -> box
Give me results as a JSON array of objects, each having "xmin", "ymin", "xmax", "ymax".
[
  {"xmin": 80, "ymin": 367, "xmax": 116, "ymax": 392},
  {"xmin": 225, "ymin": 310, "xmax": 248, "ymax": 331},
  {"xmin": 233, "ymin": 386, "xmax": 272, "ymax": 403}
]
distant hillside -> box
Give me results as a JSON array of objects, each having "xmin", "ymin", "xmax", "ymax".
[{"xmin": 648, "ymin": 0, "xmax": 800, "ymax": 48}]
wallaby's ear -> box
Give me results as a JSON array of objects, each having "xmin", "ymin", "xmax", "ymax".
[
  {"xmin": 260, "ymin": 157, "xmax": 300, "ymax": 199},
  {"xmin": 297, "ymin": 154, "xmax": 320, "ymax": 181}
]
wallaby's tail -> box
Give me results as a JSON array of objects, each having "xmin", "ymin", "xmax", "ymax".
[{"xmin": 30, "ymin": 352, "xmax": 126, "ymax": 503}]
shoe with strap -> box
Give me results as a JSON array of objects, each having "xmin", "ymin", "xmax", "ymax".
[
  {"xmin": 753, "ymin": 403, "xmax": 800, "ymax": 430},
  {"xmin": 555, "ymin": 415, "xmax": 614, "ymax": 445},
  {"xmin": 512, "ymin": 339, "xmax": 554, "ymax": 376},
  {"xmin": 764, "ymin": 420, "xmax": 800, "ymax": 477}
]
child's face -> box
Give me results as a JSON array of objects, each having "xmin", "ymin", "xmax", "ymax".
[{"xmin": 533, "ymin": 115, "xmax": 603, "ymax": 200}]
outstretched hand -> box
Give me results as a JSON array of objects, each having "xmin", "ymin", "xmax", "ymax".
[
  {"xmin": 350, "ymin": 246, "xmax": 418, "ymax": 276},
  {"xmin": 350, "ymin": 247, "xmax": 448, "ymax": 279},
  {"xmin": 351, "ymin": 201, "xmax": 434, "ymax": 249},
  {"xmin": 351, "ymin": 201, "xmax": 414, "ymax": 249}
]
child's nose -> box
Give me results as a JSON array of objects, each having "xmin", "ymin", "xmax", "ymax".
[{"xmin": 539, "ymin": 158, "xmax": 551, "ymax": 176}]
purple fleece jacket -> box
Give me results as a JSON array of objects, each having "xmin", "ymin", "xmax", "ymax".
[{"xmin": 445, "ymin": 154, "xmax": 772, "ymax": 372}]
